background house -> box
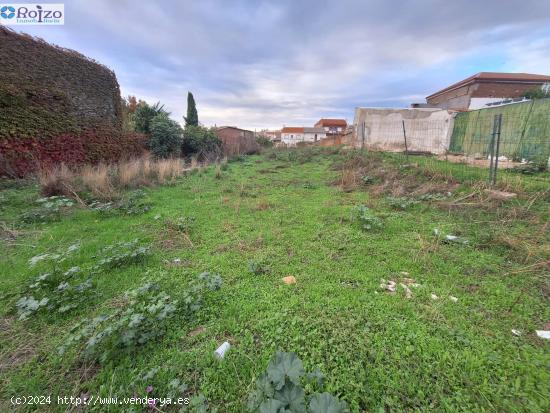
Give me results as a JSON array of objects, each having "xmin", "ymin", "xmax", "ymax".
[
  {"xmin": 262, "ymin": 130, "xmax": 281, "ymax": 142},
  {"xmin": 281, "ymin": 127, "xmax": 326, "ymax": 146},
  {"xmin": 314, "ymin": 118, "xmax": 347, "ymax": 135},
  {"xmin": 421, "ymin": 72, "xmax": 550, "ymax": 111}
]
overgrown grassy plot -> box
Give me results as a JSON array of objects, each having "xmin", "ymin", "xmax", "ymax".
[{"xmin": 1, "ymin": 148, "xmax": 549, "ymax": 412}]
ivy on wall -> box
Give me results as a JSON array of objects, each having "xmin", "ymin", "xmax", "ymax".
[
  {"xmin": 0, "ymin": 129, "xmax": 148, "ymax": 177},
  {"xmin": 0, "ymin": 27, "xmax": 122, "ymax": 140},
  {"xmin": 0, "ymin": 27, "xmax": 147, "ymax": 176}
]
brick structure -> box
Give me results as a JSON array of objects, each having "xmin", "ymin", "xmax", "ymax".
[
  {"xmin": 424, "ymin": 72, "xmax": 550, "ymax": 111},
  {"xmin": 215, "ymin": 126, "xmax": 259, "ymax": 156}
]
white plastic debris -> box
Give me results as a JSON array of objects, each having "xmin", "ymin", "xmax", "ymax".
[
  {"xmin": 535, "ymin": 331, "xmax": 550, "ymax": 340},
  {"xmin": 431, "ymin": 294, "xmax": 439, "ymax": 300},
  {"xmin": 449, "ymin": 296, "xmax": 458, "ymax": 302},
  {"xmin": 511, "ymin": 329, "xmax": 522, "ymax": 337},
  {"xmin": 214, "ymin": 341, "xmax": 231, "ymax": 359},
  {"xmin": 380, "ymin": 279, "xmax": 397, "ymax": 293},
  {"xmin": 400, "ymin": 283, "xmax": 413, "ymax": 299},
  {"xmin": 173, "ymin": 258, "xmax": 181, "ymax": 264},
  {"xmin": 445, "ymin": 235, "xmax": 469, "ymax": 245},
  {"xmin": 434, "ymin": 228, "xmax": 469, "ymax": 245}
]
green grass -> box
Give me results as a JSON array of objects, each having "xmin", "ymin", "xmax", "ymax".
[{"xmin": 1, "ymin": 149, "xmax": 549, "ymax": 412}]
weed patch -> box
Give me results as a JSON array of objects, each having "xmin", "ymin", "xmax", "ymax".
[
  {"xmin": 247, "ymin": 351, "xmax": 348, "ymax": 413},
  {"xmin": 58, "ymin": 273, "xmax": 222, "ymax": 362},
  {"xmin": 352, "ymin": 205, "xmax": 384, "ymax": 231},
  {"xmin": 20, "ymin": 196, "xmax": 75, "ymax": 224},
  {"xmin": 93, "ymin": 240, "xmax": 151, "ymax": 271}
]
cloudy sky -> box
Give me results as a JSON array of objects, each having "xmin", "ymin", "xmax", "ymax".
[{"xmin": 13, "ymin": 0, "xmax": 550, "ymax": 129}]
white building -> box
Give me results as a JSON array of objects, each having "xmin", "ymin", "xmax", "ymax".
[{"xmin": 281, "ymin": 127, "xmax": 326, "ymax": 146}]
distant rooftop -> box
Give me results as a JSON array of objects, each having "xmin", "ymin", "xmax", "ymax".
[
  {"xmin": 216, "ymin": 125, "xmax": 253, "ymax": 132},
  {"xmin": 427, "ymin": 72, "xmax": 550, "ymax": 99},
  {"xmin": 281, "ymin": 127, "xmax": 304, "ymax": 133},
  {"xmin": 315, "ymin": 118, "xmax": 347, "ymax": 127}
]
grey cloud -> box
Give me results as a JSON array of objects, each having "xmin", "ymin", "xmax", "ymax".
[{"xmin": 17, "ymin": 0, "xmax": 550, "ymax": 129}]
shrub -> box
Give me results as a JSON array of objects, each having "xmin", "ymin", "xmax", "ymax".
[
  {"xmin": 256, "ymin": 135, "xmax": 274, "ymax": 148},
  {"xmin": 181, "ymin": 125, "xmax": 222, "ymax": 159},
  {"xmin": 133, "ymin": 102, "xmax": 167, "ymax": 136},
  {"xmin": 523, "ymin": 87, "xmax": 550, "ymax": 100},
  {"xmin": 149, "ymin": 114, "xmax": 183, "ymax": 158}
]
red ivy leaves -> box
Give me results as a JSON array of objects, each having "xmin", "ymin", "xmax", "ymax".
[{"xmin": 0, "ymin": 129, "xmax": 148, "ymax": 177}]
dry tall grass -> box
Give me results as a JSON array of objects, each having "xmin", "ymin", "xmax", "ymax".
[
  {"xmin": 38, "ymin": 156, "xmax": 187, "ymax": 201},
  {"xmin": 80, "ymin": 164, "xmax": 114, "ymax": 199},
  {"xmin": 156, "ymin": 158, "xmax": 184, "ymax": 184},
  {"xmin": 39, "ymin": 164, "xmax": 76, "ymax": 197},
  {"xmin": 118, "ymin": 159, "xmax": 144, "ymax": 188}
]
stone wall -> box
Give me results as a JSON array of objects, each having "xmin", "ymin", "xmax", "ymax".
[{"xmin": 0, "ymin": 27, "xmax": 122, "ymax": 140}]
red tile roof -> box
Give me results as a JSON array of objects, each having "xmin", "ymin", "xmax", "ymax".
[
  {"xmin": 427, "ymin": 72, "xmax": 550, "ymax": 99},
  {"xmin": 315, "ymin": 118, "xmax": 347, "ymax": 127},
  {"xmin": 281, "ymin": 127, "xmax": 304, "ymax": 133}
]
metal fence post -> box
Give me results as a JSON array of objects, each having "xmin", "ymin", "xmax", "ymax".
[
  {"xmin": 492, "ymin": 114, "xmax": 503, "ymax": 185},
  {"xmin": 489, "ymin": 115, "xmax": 497, "ymax": 185},
  {"xmin": 402, "ymin": 120, "xmax": 409, "ymax": 163}
]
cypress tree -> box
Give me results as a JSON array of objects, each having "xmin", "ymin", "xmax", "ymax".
[{"xmin": 184, "ymin": 92, "xmax": 199, "ymax": 126}]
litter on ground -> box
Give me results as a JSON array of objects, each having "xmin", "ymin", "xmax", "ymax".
[
  {"xmin": 282, "ymin": 275, "xmax": 297, "ymax": 285},
  {"xmin": 511, "ymin": 329, "xmax": 522, "ymax": 337},
  {"xmin": 535, "ymin": 330, "xmax": 550, "ymax": 340},
  {"xmin": 380, "ymin": 279, "xmax": 397, "ymax": 293},
  {"xmin": 400, "ymin": 283, "xmax": 413, "ymax": 299},
  {"xmin": 484, "ymin": 189, "xmax": 517, "ymax": 200},
  {"xmin": 445, "ymin": 235, "xmax": 469, "ymax": 245},
  {"xmin": 433, "ymin": 228, "xmax": 469, "ymax": 245},
  {"xmin": 214, "ymin": 341, "xmax": 231, "ymax": 359}
]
